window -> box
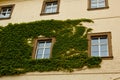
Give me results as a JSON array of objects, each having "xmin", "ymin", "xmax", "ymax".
[
  {"xmin": 88, "ymin": 32, "xmax": 113, "ymax": 59},
  {"xmin": 32, "ymin": 37, "xmax": 55, "ymax": 59},
  {"xmin": 40, "ymin": 0, "xmax": 60, "ymax": 15},
  {"xmin": 88, "ymin": 0, "xmax": 109, "ymax": 10},
  {"xmin": 0, "ymin": 4, "xmax": 15, "ymax": 19}
]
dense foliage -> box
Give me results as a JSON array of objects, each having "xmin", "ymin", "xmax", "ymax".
[{"xmin": 0, "ymin": 19, "xmax": 102, "ymax": 76}]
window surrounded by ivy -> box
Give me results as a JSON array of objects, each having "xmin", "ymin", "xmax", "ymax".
[
  {"xmin": 0, "ymin": 19, "xmax": 102, "ymax": 76},
  {"xmin": 88, "ymin": 32, "xmax": 113, "ymax": 59},
  {"xmin": 0, "ymin": 4, "xmax": 15, "ymax": 19},
  {"xmin": 32, "ymin": 37, "xmax": 55, "ymax": 59},
  {"xmin": 40, "ymin": 0, "xmax": 60, "ymax": 15}
]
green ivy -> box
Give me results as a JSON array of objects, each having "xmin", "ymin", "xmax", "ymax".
[{"xmin": 0, "ymin": 19, "xmax": 102, "ymax": 76}]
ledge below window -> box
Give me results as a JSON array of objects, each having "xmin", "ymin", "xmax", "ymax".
[
  {"xmin": 101, "ymin": 56, "xmax": 113, "ymax": 60},
  {"xmin": 87, "ymin": 6, "xmax": 109, "ymax": 11},
  {"xmin": 40, "ymin": 12, "xmax": 59, "ymax": 16}
]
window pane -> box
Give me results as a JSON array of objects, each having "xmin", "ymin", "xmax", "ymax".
[
  {"xmin": 46, "ymin": 41, "xmax": 51, "ymax": 47},
  {"xmin": 91, "ymin": 51, "xmax": 99, "ymax": 56},
  {"xmin": 0, "ymin": 13, "xmax": 10, "ymax": 18},
  {"xmin": 100, "ymin": 51, "xmax": 108, "ymax": 57},
  {"xmin": 36, "ymin": 54, "xmax": 42, "ymax": 59},
  {"xmin": 98, "ymin": 0, "xmax": 105, "ymax": 7},
  {"xmin": 45, "ymin": 8, "xmax": 51, "ymax": 13},
  {"xmin": 7, "ymin": 11, "xmax": 11, "ymax": 14},
  {"xmin": 1, "ymin": 13, "xmax": 6, "ymax": 16},
  {"xmin": 46, "ymin": 3, "xmax": 52, "ymax": 7},
  {"xmin": 37, "ymin": 49, "xmax": 43, "ymax": 54},
  {"xmin": 8, "ymin": 8, "xmax": 12, "ymax": 11},
  {"xmin": 91, "ymin": 0, "xmax": 97, "ymax": 8},
  {"xmin": 0, "ymin": 14, "xmax": 3, "ymax": 18},
  {"xmin": 53, "ymin": 1, "xmax": 57, "ymax": 5},
  {"xmin": 36, "ymin": 49, "xmax": 43, "ymax": 59},
  {"xmin": 91, "ymin": 37, "xmax": 98, "ymax": 45},
  {"xmin": 91, "ymin": 4, "xmax": 97, "ymax": 8},
  {"xmin": 91, "ymin": 45, "xmax": 99, "ymax": 51},
  {"xmin": 44, "ymin": 54, "xmax": 50, "ymax": 58},
  {"xmin": 38, "ymin": 41, "xmax": 45, "ymax": 47},
  {"xmin": 2, "ymin": 9, "xmax": 7, "ymax": 12},
  {"xmin": 100, "ymin": 44, "xmax": 108, "ymax": 51},
  {"xmin": 44, "ymin": 46, "xmax": 51, "ymax": 58},
  {"xmin": 36, "ymin": 48, "xmax": 44, "ymax": 59},
  {"xmin": 91, "ymin": 0, "xmax": 97, "ymax": 3},
  {"xmin": 98, "ymin": 0, "xmax": 105, "ymax": 3},
  {"xmin": 98, "ymin": 2, "xmax": 105, "ymax": 7},
  {"xmin": 5, "ymin": 14, "xmax": 10, "ymax": 18},
  {"xmin": 44, "ymin": 48, "xmax": 50, "ymax": 54},
  {"xmin": 52, "ymin": 7, "xmax": 57, "ymax": 13},
  {"xmin": 100, "ymin": 37, "xmax": 108, "ymax": 44}
]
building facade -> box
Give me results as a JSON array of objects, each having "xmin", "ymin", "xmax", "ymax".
[{"xmin": 0, "ymin": 0, "xmax": 120, "ymax": 80}]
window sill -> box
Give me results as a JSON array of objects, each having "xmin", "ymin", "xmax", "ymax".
[
  {"xmin": 87, "ymin": 6, "xmax": 109, "ymax": 11},
  {"xmin": 40, "ymin": 12, "xmax": 59, "ymax": 16},
  {"xmin": 101, "ymin": 56, "xmax": 113, "ymax": 60}
]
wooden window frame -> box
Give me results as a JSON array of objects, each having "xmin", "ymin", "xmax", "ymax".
[
  {"xmin": 32, "ymin": 37, "xmax": 55, "ymax": 59},
  {"xmin": 87, "ymin": 32, "xmax": 113, "ymax": 59},
  {"xmin": 87, "ymin": 0, "xmax": 109, "ymax": 10},
  {"xmin": 0, "ymin": 4, "xmax": 15, "ymax": 20},
  {"xmin": 40, "ymin": 0, "xmax": 60, "ymax": 15}
]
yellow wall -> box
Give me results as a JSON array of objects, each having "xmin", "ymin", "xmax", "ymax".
[{"xmin": 0, "ymin": 0, "xmax": 120, "ymax": 80}]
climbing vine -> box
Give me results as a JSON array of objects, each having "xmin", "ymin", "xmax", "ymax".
[{"xmin": 0, "ymin": 19, "xmax": 102, "ymax": 76}]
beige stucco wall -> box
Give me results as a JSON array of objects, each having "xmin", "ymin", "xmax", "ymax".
[
  {"xmin": 0, "ymin": 71, "xmax": 120, "ymax": 80},
  {"xmin": 0, "ymin": 0, "xmax": 120, "ymax": 26},
  {"xmin": 0, "ymin": 0, "xmax": 120, "ymax": 80}
]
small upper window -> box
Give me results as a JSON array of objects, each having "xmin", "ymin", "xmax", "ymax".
[
  {"xmin": 87, "ymin": 32, "xmax": 113, "ymax": 59},
  {"xmin": 40, "ymin": 0, "xmax": 60, "ymax": 15},
  {"xmin": 32, "ymin": 37, "xmax": 55, "ymax": 59},
  {"xmin": 0, "ymin": 4, "xmax": 15, "ymax": 19},
  {"xmin": 88, "ymin": 0, "xmax": 109, "ymax": 10}
]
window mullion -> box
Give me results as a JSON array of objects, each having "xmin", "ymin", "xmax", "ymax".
[
  {"xmin": 97, "ymin": 0, "xmax": 99, "ymax": 8},
  {"xmin": 42, "ymin": 41, "xmax": 46, "ymax": 58},
  {"xmin": 51, "ymin": 3, "xmax": 54, "ymax": 12},
  {"xmin": 98, "ymin": 37, "xmax": 101, "ymax": 57},
  {"xmin": 6, "ymin": 8, "xmax": 9, "ymax": 16}
]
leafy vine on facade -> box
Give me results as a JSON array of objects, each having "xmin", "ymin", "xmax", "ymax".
[{"xmin": 0, "ymin": 19, "xmax": 102, "ymax": 76}]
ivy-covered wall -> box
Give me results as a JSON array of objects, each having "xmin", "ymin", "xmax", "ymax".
[{"xmin": 0, "ymin": 19, "xmax": 102, "ymax": 76}]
